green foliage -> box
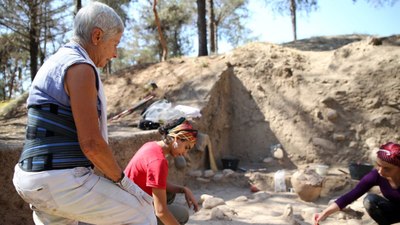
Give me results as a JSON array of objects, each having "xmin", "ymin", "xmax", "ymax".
[
  {"xmin": 264, "ymin": 0, "xmax": 318, "ymax": 16},
  {"xmin": 0, "ymin": 92, "xmax": 28, "ymax": 119},
  {"xmin": 96, "ymin": 0, "xmax": 134, "ymax": 25},
  {"xmin": 0, "ymin": 0, "xmax": 72, "ymax": 83},
  {"xmin": 0, "ymin": 0, "xmax": 71, "ymax": 52},
  {"xmin": 0, "ymin": 33, "xmax": 30, "ymax": 100},
  {"xmin": 214, "ymin": 0, "xmax": 254, "ymax": 47},
  {"xmin": 352, "ymin": 0, "xmax": 399, "ymax": 7},
  {"xmin": 0, "ymin": 0, "xmax": 254, "ymax": 78},
  {"xmin": 126, "ymin": 0, "xmax": 252, "ymax": 60},
  {"xmin": 0, "ymin": 101, "xmax": 9, "ymax": 108},
  {"xmin": 128, "ymin": 0, "xmax": 195, "ymax": 63},
  {"xmin": 262, "ymin": 0, "xmax": 318, "ymax": 41}
]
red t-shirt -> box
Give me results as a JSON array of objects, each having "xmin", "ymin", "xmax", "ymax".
[{"xmin": 124, "ymin": 141, "xmax": 169, "ymax": 196}]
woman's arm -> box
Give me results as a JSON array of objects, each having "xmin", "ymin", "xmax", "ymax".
[
  {"xmin": 65, "ymin": 64, "xmax": 122, "ymax": 182},
  {"xmin": 314, "ymin": 170, "xmax": 379, "ymax": 224},
  {"xmin": 167, "ymin": 182, "xmax": 199, "ymax": 211},
  {"xmin": 314, "ymin": 202, "xmax": 340, "ymax": 225},
  {"xmin": 152, "ymin": 188, "xmax": 180, "ymax": 225},
  {"xmin": 335, "ymin": 170, "xmax": 378, "ymax": 209}
]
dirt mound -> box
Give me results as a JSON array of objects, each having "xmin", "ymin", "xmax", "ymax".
[
  {"xmin": 2, "ymin": 34, "xmax": 399, "ymax": 166},
  {"xmin": 101, "ymin": 35, "xmax": 400, "ymax": 167}
]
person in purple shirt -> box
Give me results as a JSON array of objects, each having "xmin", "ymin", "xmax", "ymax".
[{"xmin": 314, "ymin": 142, "xmax": 400, "ymax": 225}]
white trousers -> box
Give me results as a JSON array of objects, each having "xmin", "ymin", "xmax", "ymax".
[{"xmin": 13, "ymin": 165, "xmax": 156, "ymax": 225}]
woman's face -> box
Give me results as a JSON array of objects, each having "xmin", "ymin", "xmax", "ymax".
[
  {"xmin": 171, "ymin": 138, "xmax": 195, "ymax": 157},
  {"xmin": 92, "ymin": 29, "xmax": 122, "ymax": 68},
  {"xmin": 376, "ymin": 158, "xmax": 400, "ymax": 179}
]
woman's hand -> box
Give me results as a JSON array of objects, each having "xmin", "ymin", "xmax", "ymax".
[
  {"xmin": 313, "ymin": 212, "xmax": 322, "ymax": 225},
  {"xmin": 182, "ymin": 187, "xmax": 199, "ymax": 212},
  {"xmin": 313, "ymin": 202, "xmax": 340, "ymax": 225}
]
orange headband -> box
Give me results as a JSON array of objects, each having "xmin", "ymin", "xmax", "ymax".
[{"xmin": 168, "ymin": 120, "xmax": 197, "ymax": 143}]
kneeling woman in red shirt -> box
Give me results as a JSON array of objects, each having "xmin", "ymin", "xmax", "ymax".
[{"xmin": 125, "ymin": 117, "xmax": 199, "ymax": 225}]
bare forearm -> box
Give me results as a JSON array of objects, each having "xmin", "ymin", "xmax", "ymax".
[
  {"xmin": 80, "ymin": 137, "xmax": 122, "ymax": 182},
  {"xmin": 167, "ymin": 182, "xmax": 199, "ymax": 212},
  {"xmin": 315, "ymin": 202, "xmax": 340, "ymax": 224},
  {"xmin": 153, "ymin": 188, "xmax": 180, "ymax": 225},
  {"xmin": 166, "ymin": 182, "xmax": 185, "ymax": 194},
  {"xmin": 322, "ymin": 203, "xmax": 340, "ymax": 218},
  {"xmin": 157, "ymin": 210, "xmax": 180, "ymax": 225}
]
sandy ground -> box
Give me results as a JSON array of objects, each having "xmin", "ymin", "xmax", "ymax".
[{"xmin": 174, "ymin": 169, "xmax": 378, "ymax": 225}]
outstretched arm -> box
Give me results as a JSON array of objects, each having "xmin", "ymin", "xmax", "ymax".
[{"xmin": 314, "ymin": 202, "xmax": 340, "ymax": 225}]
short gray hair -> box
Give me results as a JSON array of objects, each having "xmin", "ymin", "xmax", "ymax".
[{"xmin": 72, "ymin": 1, "xmax": 124, "ymax": 45}]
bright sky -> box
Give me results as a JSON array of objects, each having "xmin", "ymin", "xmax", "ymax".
[
  {"xmin": 73, "ymin": 0, "xmax": 399, "ymax": 55},
  {"xmin": 219, "ymin": 0, "xmax": 399, "ymax": 52}
]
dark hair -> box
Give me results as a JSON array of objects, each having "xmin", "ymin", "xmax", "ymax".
[
  {"xmin": 158, "ymin": 117, "xmax": 197, "ymax": 144},
  {"xmin": 158, "ymin": 117, "xmax": 186, "ymax": 135}
]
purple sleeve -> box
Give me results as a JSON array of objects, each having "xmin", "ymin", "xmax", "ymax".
[{"xmin": 335, "ymin": 169, "xmax": 379, "ymax": 209}]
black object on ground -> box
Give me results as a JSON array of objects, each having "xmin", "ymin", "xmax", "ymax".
[
  {"xmin": 349, "ymin": 163, "xmax": 374, "ymax": 180},
  {"xmin": 221, "ymin": 156, "xmax": 240, "ymax": 171}
]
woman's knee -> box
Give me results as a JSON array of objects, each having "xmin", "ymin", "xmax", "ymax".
[
  {"xmin": 169, "ymin": 204, "xmax": 189, "ymax": 224},
  {"xmin": 363, "ymin": 193, "xmax": 380, "ymax": 210}
]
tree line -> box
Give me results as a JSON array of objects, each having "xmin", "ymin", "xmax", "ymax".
[{"xmin": 0, "ymin": 0, "xmax": 397, "ymax": 100}]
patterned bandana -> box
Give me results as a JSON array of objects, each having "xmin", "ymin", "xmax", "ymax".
[
  {"xmin": 168, "ymin": 120, "xmax": 197, "ymax": 143},
  {"xmin": 377, "ymin": 142, "xmax": 400, "ymax": 167}
]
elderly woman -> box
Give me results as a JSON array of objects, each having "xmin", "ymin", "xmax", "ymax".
[
  {"xmin": 12, "ymin": 2, "xmax": 156, "ymax": 225},
  {"xmin": 314, "ymin": 142, "xmax": 400, "ymax": 225},
  {"xmin": 125, "ymin": 117, "xmax": 199, "ymax": 225}
]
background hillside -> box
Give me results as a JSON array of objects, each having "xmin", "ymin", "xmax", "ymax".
[
  {"xmin": 1, "ymin": 34, "xmax": 400, "ymax": 166},
  {"xmin": 103, "ymin": 34, "xmax": 400, "ymax": 168}
]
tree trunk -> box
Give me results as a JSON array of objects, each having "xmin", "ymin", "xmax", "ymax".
[
  {"xmin": 215, "ymin": 21, "xmax": 219, "ymax": 54},
  {"xmin": 1, "ymin": 85, "xmax": 5, "ymax": 101},
  {"xmin": 29, "ymin": 0, "xmax": 40, "ymax": 81},
  {"xmin": 197, "ymin": 0, "xmax": 208, "ymax": 56},
  {"xmin": 74, "ymin": 0, "xmax": 82, "ymax": 16},
  {"xmin": 8, "ymin": 60, "xmax": 17, "ymax": 99},
  {"xmin": 208, "ymin": 0, "xmax": 216, "ymax": 54},
  {"xmin": 40, "ymin": 2, "xmax": 47, "ymax": 66},
  {"xmin": 153, "ymin": 0, "xmax": 168, "ymax": 61},
  {"xmin": 102, "ymin": 61, "xmax": 112, "ymax": 77},
  {"xmin": 290, "ymin": 0, "xmax": 297, "ymax": 41},
  {"xmin": 172, "ymin": 30, "xmax": 180, "ymax": 56}
]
